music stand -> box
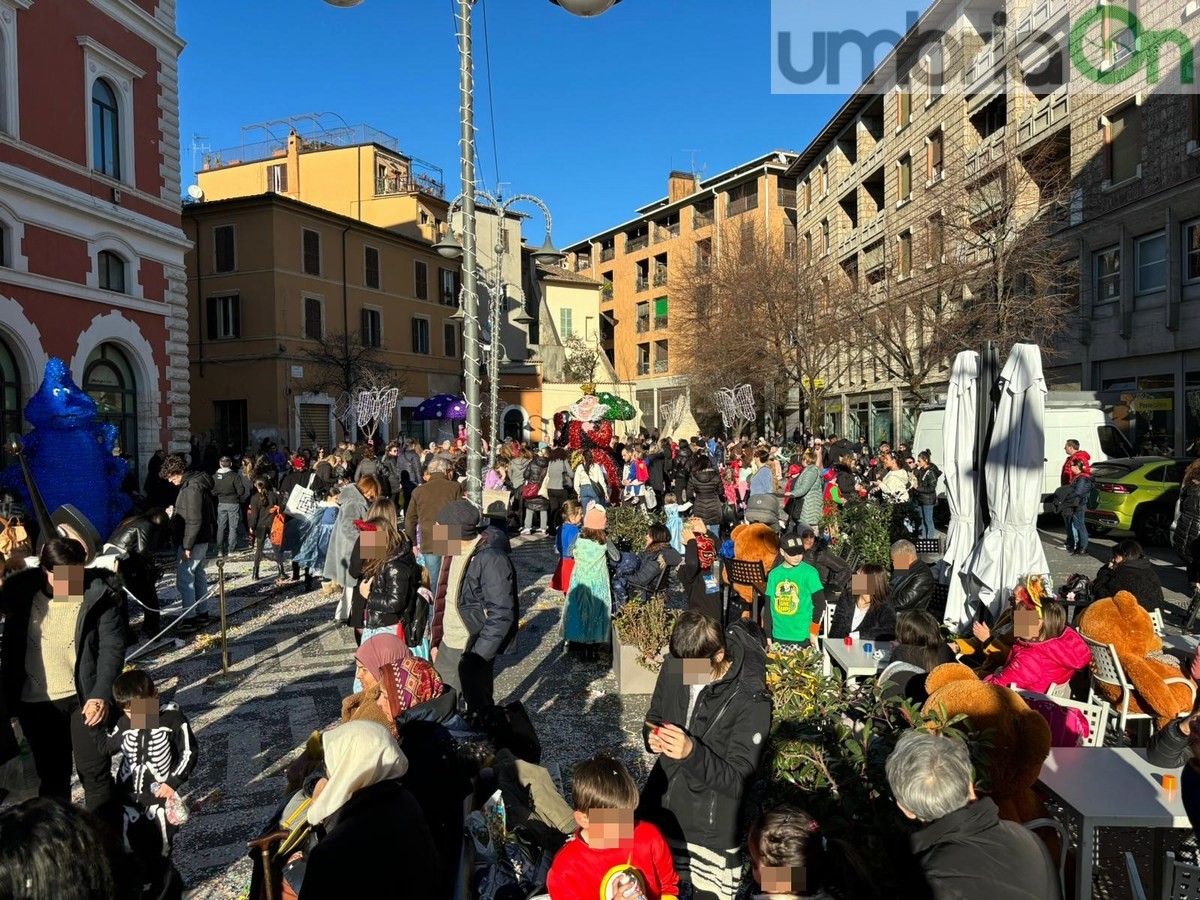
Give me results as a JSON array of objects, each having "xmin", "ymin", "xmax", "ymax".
[{"xmin": 725, "ymin": 558, "xmax": 768, "ymax": 628}]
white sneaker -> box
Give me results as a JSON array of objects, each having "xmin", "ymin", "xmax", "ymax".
[{"xmin": 520, "ymin": 528, "xmax": 533, "ymax": 536}]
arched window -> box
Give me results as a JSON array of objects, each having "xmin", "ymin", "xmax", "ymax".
[
  {"xmin": 502, "ymin": 409, "xmax": 526, "ymax": 442},
  {"xmin": 84, "ymin": 343, "xmax": 137, "ymax": 463},
  {"xmin": 97, "ymin": 250, "xmax": 126, "ymax": 293},
  {"xmin": 0, "ymin": 335, "xmax": 20, "ymax": 469},
  {"xmin": 91, "ymin": 79, "xmax": 121, "ymax": 178}
]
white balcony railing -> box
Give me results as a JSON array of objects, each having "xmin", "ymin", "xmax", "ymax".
[{"xmin": 964, "ymin": 126, "xmax": 1007, "ymax": 180}]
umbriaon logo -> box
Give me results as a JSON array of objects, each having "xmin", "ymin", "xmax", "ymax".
[{"xmin": 1070, "ymin": 5, "xmax": 1194, "ymax": 86}]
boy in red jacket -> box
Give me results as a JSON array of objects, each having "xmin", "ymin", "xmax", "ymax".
[{"xmin": 547, "ymin": 754, "xmax": 679, "ymax": 900}]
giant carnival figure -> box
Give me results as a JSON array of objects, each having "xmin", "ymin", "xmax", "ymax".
[
  {"xmin": 553, "ymin": 383, "xmax": 637, "ymax": 503},
  {"xmin": 1, "ymin": 358, "xmax": 130, "ymax": 539}
]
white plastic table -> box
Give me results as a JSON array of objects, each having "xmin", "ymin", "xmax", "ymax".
[
  {"xmin": 1036, "ymin": 747, "xmax": 1189, "ymax": 899},
  {"xmin": 1162, "ymin": 632, "xmax": 1199, "ymax": 655},
  {"xmin": 822, "ymin": 638, "xmax": 883, "ymax": 684}
]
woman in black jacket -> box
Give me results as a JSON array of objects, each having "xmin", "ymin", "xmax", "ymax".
[
  {"xmin": 1173, "ymin": 460, "xmax": 1200, "ymax": 595},
  {"xmin": 627, "ymin": 522, "xmax": 683, "ymax": 601},
  {"xmin": 0, "ymin": 539, "xmax": 124, "ymax": 826},
  {"xmin": 879, "ymin": 610, "xmax": 957, "ymax": 705},
  {"xmin": 639, "ymin": 614, "xmax": 772, "ymax": 900},
  {"xmin": 357, "ymin": 516, "xmax": 426, "ymax": 649},
  {"xmin": 248, "ymin": 478, "xmax": 284, "ymax": 581},
  {"xmin": 520, "ymin": 450, "xmax": 551, "ymax": 535},
  {"xmin": 107, "ymin": 508, "xmax": 169, "ymax": 639},
  {"xmin": 915, "ymin": 450, "xmax": 941, "ymax": 540},
  {"xmin": 1092, "ymin": 539, "xmax": 1165, "ymax": 612},
  {"xmin": 828, "ymin": 563, "xmax": 897, "ymax": 642},
  {"xmin": 689, "ymin": 456, "xmax": 724, "ymax": 542}
]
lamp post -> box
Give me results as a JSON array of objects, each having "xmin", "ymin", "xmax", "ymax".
[
  {"xmin": 325, "ymin": 0, "xmax": 617, "ymax": 507},
  {"xmin": 437, "ymin": 192, "xmax": 563, "ymax": 469}
]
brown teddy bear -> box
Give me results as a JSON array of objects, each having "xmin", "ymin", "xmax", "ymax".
[
  {"xmin": 921, "ymin": 663, "xmax": 1052, "ymax": 825},
  {"xmin": 726, "ymin": 523, "xmax": 780, "ymax": 608},
  {"xmin": 1076, "ymin": 590, "xmax": 1193, "ymax": 728}
]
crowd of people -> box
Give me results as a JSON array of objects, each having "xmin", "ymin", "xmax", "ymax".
[{"xmin": 4, "ymin": 424, "xmax": 1200, "ymax": 900}]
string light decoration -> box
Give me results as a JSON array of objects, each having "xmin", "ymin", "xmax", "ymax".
[{"xmin": 714, "ymin": 384, "xmax": 756, "ymax": 431}]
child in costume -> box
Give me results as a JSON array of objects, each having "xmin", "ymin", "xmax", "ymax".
[
  {"xmin": 663, "ymin": 493, "xmax": 691, "ymax": 555},
  {"xmin": 547, "ymin": 754, "xmax": 679, "ymax": 900},
  {"xmin": 564, "ymin": 505, "xmax": 614, "ymax": 647},
  {"xmin": 103, "ymin": 669, "xmax": 197, "ymax": 899},
  {"xmin": 552, "ymin": 500, "xmax": 583, "ymax": 594}
]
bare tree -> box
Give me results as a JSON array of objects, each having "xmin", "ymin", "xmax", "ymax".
[
  {"xmin": 936, "ymin": 135, "xmax": 1078, "ymax": 354},
  {"xmin": 301, "ymin": 331, "xmax": 395, "ymax": 399},
  {"xmin": 847, "ymin": 134, "xmax": 1077, "ymax": 419},
  {"xmin": 561, "ymin": 334, "xmax": 602, "ymax": 385},
  {"xmin": 674, "ymin": 221, "xmax": 851, "ymax": 434}
]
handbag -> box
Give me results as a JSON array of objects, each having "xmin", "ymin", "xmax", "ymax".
[
  {"xmin": 284, "ymin": 474, "xmax": 317, "ymax": 518},
  {"xmin": 521, "ymin": 481, "xmax": 541, "ymax": 501}
]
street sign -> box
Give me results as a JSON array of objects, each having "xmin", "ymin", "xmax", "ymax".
[{"xmin": 291, "ymin": 365, "xmax": 304, "ymax": 378}]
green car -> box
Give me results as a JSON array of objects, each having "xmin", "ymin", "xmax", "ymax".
[{"xmin": 1085, "ymin": 456, "xmax": 1196, "ymax": 545}]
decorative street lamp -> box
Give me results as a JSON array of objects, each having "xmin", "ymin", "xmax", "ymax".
[
  {"xmin": 443, "ymin": 191, "xmax": 560, "ymax": 467},
  {"xmin": 325, "ymin": 0, "xmax": 617, "ymax": 506}
]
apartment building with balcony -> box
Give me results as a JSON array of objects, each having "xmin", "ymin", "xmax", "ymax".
[
  {"xmin": 782, "ymin": 0, "xmax": 1200, "ymax": 455},
  {"xmin": 565, "ymin": 153, "xmax": 797, "ymax": 433}
]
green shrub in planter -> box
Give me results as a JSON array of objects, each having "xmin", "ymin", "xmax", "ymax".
[
  {"xmin": 611, "ymin": 593, "xmax": 678, "ymax": 671},
  {"xmin": 743, "ymin": 647, "xmax": 993, "ymax": 895},
  {"xmin": 607, "ymin": 504, "xmax": 659, "ymax": 552}
]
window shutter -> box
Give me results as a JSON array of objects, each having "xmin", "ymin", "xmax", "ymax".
[
  {"xmin": 362, "ymin": 308, "xmax": 370, "ymax": 344},
  {"xmin": 207, "ymin": 296, "xmax": 218, "ymax": 339},
  {"xmin": 231, "ymin": 295, "xmax": 241, "ymax": 338}
]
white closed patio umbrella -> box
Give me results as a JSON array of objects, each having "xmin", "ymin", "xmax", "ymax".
[
  {"xmin": 963, "ymin": 342, "xmax": 1050, "ymax": 621},
  {"xmin": 940, "ymin": 350, "xmax": 979, "ymax": 630}
]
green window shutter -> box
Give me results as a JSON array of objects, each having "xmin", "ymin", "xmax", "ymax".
[{"xmin": 654, "ymin": 297, "xmax": 669, "ymax": 317}]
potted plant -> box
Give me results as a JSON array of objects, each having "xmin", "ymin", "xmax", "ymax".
[
  {"xmin": 611, "ymin": 593, "xmax": 677, "ymax": 694},
  {"xmin": 606, "ymin": 504, "xmax": 655, "ymax": 553}
]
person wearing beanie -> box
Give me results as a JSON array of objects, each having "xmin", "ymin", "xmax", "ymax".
[{"xmin": 430, "ymin": 500, "xmax": 518, "ymax": 714}]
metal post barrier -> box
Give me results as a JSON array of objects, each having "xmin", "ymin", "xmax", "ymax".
[{"xmin": 206, "ymin": 558, "xmax": 244, "ymax": 688}]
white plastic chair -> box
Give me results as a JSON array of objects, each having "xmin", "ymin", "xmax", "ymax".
[
  {"xmin": 1151, "ymin": 608, "xmax": 1165, "ymax": 636},
  {"xmin": 1083, "ymin": 635, "xmax": 1156, "ymax": 738},
  {"xmin": 1164, "ymin": 851, "xmax": 1200, "ymax": 900},
  {"xmin": 1017, "ymin": 690, "xmax": 1111, "ymax": 747},
  {"xmin": 1126, "ymin": 851, "xmax": 1149, "ymax": 900},
  {"xmin": 1025, "ymin": 817, "xmax": 1068, "ymax": 897}
]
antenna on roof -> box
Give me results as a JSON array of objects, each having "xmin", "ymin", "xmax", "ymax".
[
  {"xmin": 190, "ymin": 134, "xmax": 210, "ymax": 176},
  {"xmin": 681, "ymin": 149, "xmax": 705, "ymax": 180}
]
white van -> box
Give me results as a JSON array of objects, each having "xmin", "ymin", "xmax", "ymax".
[{"xmin": 910, "ymin": 392, "xmax": 1133, "ymax": 505}]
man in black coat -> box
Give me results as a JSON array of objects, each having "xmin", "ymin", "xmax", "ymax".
[
  {"xmin": 160, "ymin": 454, "xmax": 216, "ymax": 631},
  {"xmin": 433, "ymin": 500, "xmax": 518, "ymax": 715},
  {"xmin": 890, "ymin": 539, "xmax": 937, "ymax": 615},
  {"xmin": 886, "ymin": 731, "xmax": 1061, "ymax": 899}
]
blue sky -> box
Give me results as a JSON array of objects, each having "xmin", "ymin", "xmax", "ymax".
[{"xmin": 178, "ymin": 0, "xmax": 850, "ymax": 246}]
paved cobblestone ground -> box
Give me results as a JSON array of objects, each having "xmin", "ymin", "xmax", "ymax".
[{"xmin": 0, "ymin": 523, "xmax": 1192, "ymax": 898}]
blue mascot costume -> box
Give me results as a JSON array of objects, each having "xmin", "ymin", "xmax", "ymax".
[{"xmin": 1, "ymin": 358, "xmax": 130, "ymax": 539}]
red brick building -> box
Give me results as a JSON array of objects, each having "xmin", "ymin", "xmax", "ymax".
[{"xmin": 0, "ymin": 0, "xmax": 189, "ymax": 477}]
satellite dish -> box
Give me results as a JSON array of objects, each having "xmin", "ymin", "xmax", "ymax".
[{"xmin": 187, "ymin": 184, "xmax": 204, "ymax": 200}]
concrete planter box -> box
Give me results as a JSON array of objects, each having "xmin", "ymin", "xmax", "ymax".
[{"xmin": 612, "ymin": 625, "xmax": 662, "ymax": 695}]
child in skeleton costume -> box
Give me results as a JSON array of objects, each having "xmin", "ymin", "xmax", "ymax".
[{"xmin": 103, "ymin": 669, "xmax": 198, "ymax": 898}]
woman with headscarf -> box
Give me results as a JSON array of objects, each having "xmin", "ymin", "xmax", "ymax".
[
  {"xmin": 299, "ymin": 721, "xmax": 441, "ymax": 900},
  {"xmin": 343, "ymin": 633, "xmax": 409, "ymax": 718},
  {"xmin": 375, "ymin": 658, "xmax": 473, "ymax": 894}
]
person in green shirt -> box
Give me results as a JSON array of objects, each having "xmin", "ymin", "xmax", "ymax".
[{"xmin": 765, "ymin": 533, "xmax": 825, "ymax": 650}]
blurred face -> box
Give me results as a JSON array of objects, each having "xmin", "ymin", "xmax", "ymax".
[
  {"xmin": 1014, "ymin": 606, "xmax": 1041, "ymax": 639},
  {"xmin": 426, "ymin": 522, "xmax": 466, "ymax": 557},
  {"xmin": 47, "ymin": 564, "xmax": 85, "ymax": 600},
  {"xmin": 579, "ymin": 808, "xmax": 635, "ymax": 850},
  {"xmin": 360, "ymin": 530, "xmax": 385, "ymax": 560},
  {"xmin": 681, "ymin": 657, "xmax": 712, "ymax": 685},
  {"xmin": 127, "ymin": 696, "xmax": 160, "ymax": 730},
  {"xmin": 851, "ymin": 573, "xmax": 871, "ymax": 599}
]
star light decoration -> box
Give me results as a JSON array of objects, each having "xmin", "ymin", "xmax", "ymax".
[{"xmin": 714, "ymin": 384, "xmax": 755, "ymax": 430}]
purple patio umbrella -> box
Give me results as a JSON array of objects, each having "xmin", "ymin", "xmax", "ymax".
[{"xmin": 413, "ymin": 393, "xmax": 468, "ymax": 421}]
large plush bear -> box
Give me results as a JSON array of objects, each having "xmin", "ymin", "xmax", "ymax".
[
  {"xmin": 726, "ymin": 523, "xmax": 780, "ymax": 607},
  {"xmin": 1077, "ymin": 590, "xmax": 1193, "ymax": 728},
  {"xmin": 922, "ymin": 663, "xmax": 1052, "ymax": 826}
]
